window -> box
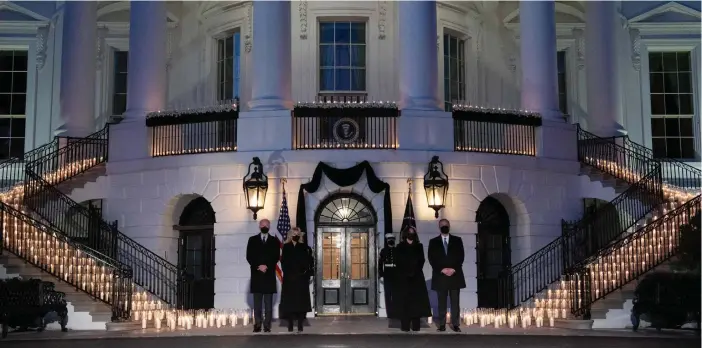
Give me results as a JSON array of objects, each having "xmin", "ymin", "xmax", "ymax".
[
  {"xmin": 648, "ymin": 51, "xmax": 695, "ymax": 159},
  {"xmin": 0, "ymin": 50, "xmax": 28, "ymax": 160},
  {"xmin": 319, "ymin": 22, "xmax": 366, "ymax": 92},
  {"xmin": 557, "ymin": 51, "xmax": 567, "ymax": 115},
  {"xmin": 443, "ymin": 33, "xmax": 465, "ymax": 111},
  {"xmin": 112, "ymin": 51, "xmax": 128, "ymax": 116},
  {"xmin": 217, "ymin": 32, "xmax": 241, "ymax": 101}
]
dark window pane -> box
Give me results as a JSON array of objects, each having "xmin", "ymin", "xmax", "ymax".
[
  {"xmin": 10, "ymin": 117, "xmax": 24, "ymax": 137},
  {"xmin": 678, "ymin": 72, "xmax": 691, "ymax": 93},
  {"xmin": 679, "ymin": 117, "xmax": 693, "ymax": 137},
  {"xmin": 112, "ymin": 94, "xmax": 127, "ymax": 115},
  {"xmin": 350, "ymin": 23, "xmax": 365, "ymax": 44},
  {"xmin": 445, "ymin": 102, "xmax": 452, "ymax": 112},
  {"xmin": 319, "ymin": 68, "xmax": 334, "ymax": 91},
  {"xmin": 557, "ymin": 51, "xmax": 566, "ymax": 72},
  {"xmin": 443, "ymin": 35, "xmax": 449, "ymax": 56},
  {"xmin": 12, "ymin": 72, "xmax": 26, "ymax": 93},
  {"xmin": 649, "ymin": 52, "xmax": 663, "ymax": 72},
  {"xmin": 320, "ymin": 23, "xmax": 335, "ymax": 44},
  {"xmin": 450, "ymin": 58, "xmax": 458, "ymax": 80},
  {"xmin": 351, "ymin": 69, "xmax": 365, "ymax": 91},
  {"xmin": 443, "ymin": 79, "xmax": 449, "ymax": 102},
  {"xmin": 0, "ymin": 118, "xmax": 10, "ymax": 137},
  {"xmin": 650, "ymin": 94, "xmax": 665, "ymax": 115},
  {"xmin": 115, "ymin": 52, "xmax": 128, "ymax": 72},
  {"xmin": 651, "ymin": 118, "xmax": 665, "ymax": 137},
  {"xmin": 12, "ymin": 51, "xmax": 27, "ymax": 71},
  {"xmin": 663, "ymin": 73, "xmax": 678, "ymax": 93},
  {"xmin": 114, "ymin": 73, "xmax": 127, "ymax": 93},
  {"xmin": 10, "ymin": 94, "xmax": 25, "ymax": 115},
  {"xmin": 458, "ymin": 40, "xmax": 465, "ymax": 61},
  {"xmin": 677, "ymin": 52, "xmax": 691, "ymax": 71},
  {"xmin": 0, "ymin": 72, "xmax": 11, "ymax": 93},
  {"xmin": 664, "ymin": 94, "xmax": 680, "ymax": 115},
  {"xmin": 0, "ymin": 94, "xmax": 10, "ymax": 114},
  {"xmin": 217, "ymin": 39, "xmax": 224, "ymax": 60},
  {"xmin": 649, "ymin": 73, "xmax": 664, "ymax": 93},
  {"xmin": 9, "ymin": 138, "xmax": 23, "ymax": 159},
  {"xmin": 449, "ymin": 36, "xmax": 457, "ymax": 57},
  {"xmin": 443, "ymin": 56, "xmax": 450, "ymax": 77},
  {"xmin": 0, "ymin": 51, "xmax": 12, "ymax": 71},
  {"xmin": 0, "ymin": 139, "xmax": 10, "ymax": 160},
  {"xmin": 335, "ymin": 45, "xmax": 350, "ymax": 66},
  {"xmin": 334, "ymin": 22, "xmax": 350, "ymax": 43},
  {"xmin": 679, "ymin": 94, "xmax": 693, "ymax": 115},
  {"xmin": 450, "ymin": 80, "xmax": 459, "ymax": 101},
  {"xmin": 662, "ymin": 52, "xmax": 677, "ymax": 72},
  {"xmin": 320, "ymin": 45, "xmax": 334, "ymax": 66},
  {"xmin": 350, "ymin": 46, "xmax": 365, "ymax": 67},
  {"xmin": 681, "ymin": 138, "xmax": 695, "ymax": 159},
  {"xmin": 558, "ymin": 73, "xmax": 566, "ymax": 91},
  {"xmin": 651, "ymin": 137, "xmax": 666, "ymax": 158},
  {"xmin": 664, "ymin": 118, "xmax": 680, "ymax": 136},
  {"xmin": 225, "ymin": 36, "xmax": 234, "ymax": 58},
  {"xmin": 334, "ymin": 68, "xmax": 351, "ymax": 90},
  {"xmin": 665, "ymin": 138, "xmax": 681, "ymax": 158},
  {"xmin": 224, "ymin": 57, "xmax": 233, "ymax": 82}
]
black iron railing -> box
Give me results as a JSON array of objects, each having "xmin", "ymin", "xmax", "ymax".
[
  {"xmin": 0, "ymin": 138, "xmax": 60, "ymax": 193},
  {"xmin": 22, "ymin": 169, "xmax": 193, "ymax": 308},
  {"xmin": 0, "ymin": 201, "xmax": 133, "ymax": 321},
  {"xmin": 148, "ymin": 115, "xmax": 238, "ymax": 157},
  {"xmin": 293, "ymin": 97, "xmax": 399, "ymax": 150},
  {"xmin": 453, "ymin": 108, "xmax": 542, "ymax": 157},
  {"xmin": 568, "ymin": 195, "xmax": 700, "ymax": 318}
]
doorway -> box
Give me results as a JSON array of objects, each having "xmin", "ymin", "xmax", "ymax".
[
  {"xmin": 314, "ymin": 193, "xmax": 377, "ymax": 315},
  {"xmin": 176, "ymin": 197, "xmax": 216, "ymax": 310},
  {"xmin": 475, "ymin": 196, "xmax": 511, "ymax": 309}
]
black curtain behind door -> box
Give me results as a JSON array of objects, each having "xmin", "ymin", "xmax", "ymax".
[{"xmin": 295, "ymin": 161, "xmax": 392, "ymax": 243}]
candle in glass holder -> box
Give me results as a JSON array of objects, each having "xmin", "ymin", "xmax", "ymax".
[
  {"xmin": 142, "ymin": 315, "xmax": 147, "ymax": 329},
  {"xmin": 243, "ymin": 312, "xmax": 249, "ymax": 326},
  {"xmin": 549, "ymin": 316, "xmax": 554, "ymax": 327}
]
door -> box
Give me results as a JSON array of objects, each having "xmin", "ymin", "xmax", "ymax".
[
  {"xmin": 316, "ymin": 227, "xmax": 376, "ymax": 315},
  {"xmin": 179, "ymin": 229, "xmax": 215, "ymax": 310},
  {"xmin": 475, "ymin": 197, "xmax": 511, "ymax": 309}
]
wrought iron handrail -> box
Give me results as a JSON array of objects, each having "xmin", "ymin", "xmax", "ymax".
[
  {"xmin": 0, "ymin": 201, "xmax": 133, "ymax": 321},
  {"xmin": 22, "ymin": 169, "xmax": 193, "ymax": 308},
  {"xmin": 0, "ymin": 138, "xmax": 60, "ymax": 192},
  {"xmin": 568, "ymin": 195, "xmax": 701, "ymax": 318}
]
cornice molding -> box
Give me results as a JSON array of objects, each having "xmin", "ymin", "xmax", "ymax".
[{"xmin": 0, "ymin": 21, "xmax": 49, "ymax": 35}]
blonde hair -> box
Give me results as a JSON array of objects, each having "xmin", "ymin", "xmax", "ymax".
[{"xmin": 285, "ymin": 227, "xmax": 305, "ymax": 243}]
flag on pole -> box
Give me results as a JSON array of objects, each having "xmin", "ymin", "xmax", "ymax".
[
  {"xmin": 275, "ymin": 188, "xmax": 291, "ymax": 283},
  {"xmin": 400, "ymin": 191, "xmax": 416, "ymax": 240}
]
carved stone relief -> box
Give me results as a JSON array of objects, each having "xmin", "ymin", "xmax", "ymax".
[
  {"xmin": 629, "ymin": 28, "xmax": 641, "ymax": 71},
  {"xmin": 245, "ymin": 5, "xmax": 253, "ymax": 53},
  {"xmin": 166, "ymin": 25, "xmax": 176, "ymax": 70},
  {"xmin": 572, "ymin": 28, "xmax": 585, "ymax": 70},
  {"xmin": 96, "ymin": 27, "xmax": 108, "ymax": 71},
  {"xmin": 299, "ymin": 0, "xmax": 308, "ymax": 40},
  {"xmin": 378, "ymin": 1, "xmax": 387, "ymax": 39},
  {"xmin": 35, "ymin": 25, "xmax": 49, "ymax": 71}
]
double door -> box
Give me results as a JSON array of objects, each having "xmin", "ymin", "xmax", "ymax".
[{"xmin": 315, "ymin": 227, "xmax": 376, "ymax": 315}]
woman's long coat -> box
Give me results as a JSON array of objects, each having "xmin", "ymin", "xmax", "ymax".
[
  {"xmin": 279, "ymin": 242, "xmax": 314, "ymax": 318},
  {"xmin": 392, "ymin": 241, "xmax": 432, "ymax": 319}
]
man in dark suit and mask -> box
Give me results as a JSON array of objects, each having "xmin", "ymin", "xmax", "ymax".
[
  {"xmin": 379, "ymin": 233, "xmax": 397, "ymax": 321},
  {"xmin": 246, "ymin": 218, "xmax": 280, "ymax": 333},
  {"xmin": 428, "ymin": 219, "xmax": 465, "ymax": 332}
]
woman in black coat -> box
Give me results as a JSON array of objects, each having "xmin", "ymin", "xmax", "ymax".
[
  {"xmin": 279, "ymin": 227, "xmax": 314, "ymax": 332},
  {"xmin": 393, "ymin": 227, "xmax": 432, "ymax": 332}
]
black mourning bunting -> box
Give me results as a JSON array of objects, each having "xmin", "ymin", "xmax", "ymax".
[
  {"xmin": 145, "ymin": 104, "xmax": 239, "ymax": 127},
  {"xmin": 451, "ymin": 105, "xmax": 543, "ymax": 127},
  {"xmin": 296, "ymin": 161, "xmax": 392, "ymax": 241}
]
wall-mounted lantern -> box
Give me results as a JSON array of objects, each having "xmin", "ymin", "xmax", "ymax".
[
  {"xmin": 243, "ymin": 157, "xmax": 268, "ymax": 220},
  {"xmin": 423, "ymin": 156, "xmax": 449, "ymax": 218}
]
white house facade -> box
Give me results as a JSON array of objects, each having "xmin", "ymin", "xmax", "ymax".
[{"xmin": 0, "ymin": 1, "xmax": 699, "ymax": 332}]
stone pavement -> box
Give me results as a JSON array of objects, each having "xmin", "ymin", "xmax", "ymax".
[{"xmin": 2, "ymin": 317, "xmax": 698, "ymax": 343}]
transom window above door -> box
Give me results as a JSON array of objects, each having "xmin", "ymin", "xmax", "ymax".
[{"xmin": 319, "ymin": 22, "xmax": 366, "ymax": 92}]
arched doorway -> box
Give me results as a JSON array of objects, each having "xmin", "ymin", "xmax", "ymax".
[
  {"xmin": 314, "ymin": 192, "xmax": 377, "ymax": 315},
  {"xmin": 175, "ymin": 197, "xmax": 216, "ymax": 310},
  {"xmin": 475, "ymin": 196, "xmax": 511, "ymax": 309}
]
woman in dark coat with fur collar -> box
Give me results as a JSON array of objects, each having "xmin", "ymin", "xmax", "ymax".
[
  {"xmin": 279, "ymin": 227, "xmax": 314, "ymax": 333},
  {"xmin": 393, "ymin": 227, "xmax": 432, "ymax": 332}
]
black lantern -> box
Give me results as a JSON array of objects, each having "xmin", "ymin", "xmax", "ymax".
[
  {"xmin": 243, "ymin": 157, "xmax": 268, "ymax": 220},
  {"xmin": 423, "ymin": 156, "xmax": 449, "ymax": 218}
]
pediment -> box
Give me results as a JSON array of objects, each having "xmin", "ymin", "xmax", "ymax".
[
  {"xmin": 629, "ymin": 2, "xmax": 701, "ymax": 23},
  {"xmin": 0, "ymin": 2, "xmax": 49, "ymax": 22}
]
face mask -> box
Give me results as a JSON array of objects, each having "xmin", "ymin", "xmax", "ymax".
[
  {"xmin": 292, "ymin": 235, "xmax": 300, "ymax": 242},
  {"xmin": 440, "ymin": 226, "xmax": 450, "ymax": 234},
  {"xmin": 407, "ymin": 234, "xmax": 416, "ymax": 241},
  {"xmin": 387, "ymin": 240, "xmax": 395, "ymax": 247},
  {"xmin": 260, "ymin": 227, "xmax": 269, "ymax": 234}
]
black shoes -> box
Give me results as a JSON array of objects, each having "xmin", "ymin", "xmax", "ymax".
[
  {"xmin": 263, "ymin": 327, "xmax": 271, "ymax": 333},
  {"xmin": 253, "ymin": 326, "xmax": 262, "ymax": 333},
  {"xmin": 437, "ymin": 325, "xmax": 446, "ymax": 332},
  {"xmin": 451, "ymin": 325, "xmax": 461, "ymax": 332}
]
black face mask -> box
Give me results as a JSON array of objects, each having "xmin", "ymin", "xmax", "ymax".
[
  {"xmin": 407, "ymin": 234, "xmax": 416, "ymax": 241},
  {"xmin": 292, "ymin": 235, "xmax": 300, "ymax": 242},
  {"xmin": 440, "ymin": 226, "xmax": 450, "ymax": 234},
  {"xmin": 387, "ymin": 239, "xmax": 395, "ymax": 247},
  {"xmin": 260, "ymin": 227, "xmax": 269, "ymax": 234}
]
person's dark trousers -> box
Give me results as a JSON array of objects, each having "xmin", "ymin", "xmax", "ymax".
[
  {"xmin": 288, "ymin": 312, "xmax": 305, "ymax": 331},
  {"xmin": 382, "ymin": 278, "xmax": 394, "ymax": 317},
  {"xmin": 436, "ymin": 289, "xmax": 460, "ymax": 327},
  {"xmin": 400, "ymin": 318, "xmax": 421, "ymax": 332},
  {"xmin": 253, "ymin": 293, "xmax": 273, "ymax": 329}
]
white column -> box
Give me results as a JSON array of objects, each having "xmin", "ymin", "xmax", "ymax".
[
  {"xmin": 585, "ymin": 1, "xmax": 625, "ymax": 137},
  {"xmin": 248, "ymin": 0, "xmax": 291, "ymax": 111},
  {"xmin": 519, "ymin": 0, "xmax": 561, "ymax": 121},
  {"xmin": 124, "ymin": 1, "xmax": 167, "ymax": 118},
  {"xmin": 399, "ymin": 0, "xmax": 440, "ymax": 111},
  {"xmin": 57, "ymin": 1, "xmax": 97, "ymax": 137}
]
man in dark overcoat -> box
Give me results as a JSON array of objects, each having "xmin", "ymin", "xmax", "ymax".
[
  {"xmin": 427, "ymin": 219, "xmax": 465, "ymax": 332},
  {"xmin": 246, "ymin": 218, "xmax": 281, "ymax": 333}
]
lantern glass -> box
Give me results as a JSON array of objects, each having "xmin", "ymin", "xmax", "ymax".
[
  {"xmin": 423, "ymin": 156, "xmax": 449, "ymax": 218},
  {"xmin": 243, "ymin": 157, "xmax": 268, "ymax": 220}
]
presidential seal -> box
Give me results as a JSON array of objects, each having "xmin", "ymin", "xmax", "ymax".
[{"xmin": 332, "ymin": 118, "xmax": 360, "ymax": 144}]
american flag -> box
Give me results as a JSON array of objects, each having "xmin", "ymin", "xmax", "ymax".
[{"xmin": 275, "ymin": 189, "xmax": 291, "ymax": 283}]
